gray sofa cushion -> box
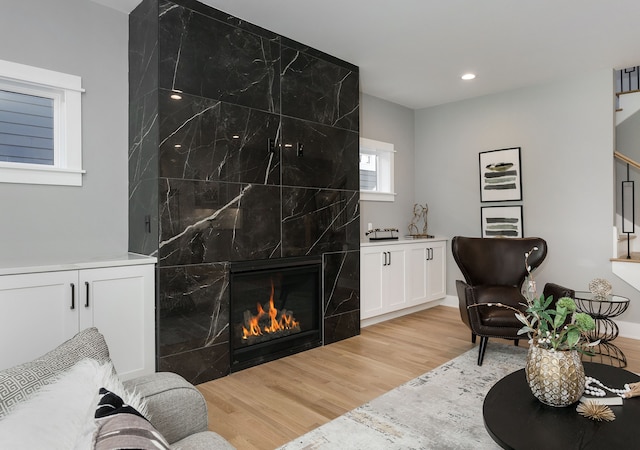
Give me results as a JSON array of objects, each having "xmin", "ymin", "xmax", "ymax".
[
  {"xmin": 0, "ymin": 327, "xmax": 110, "ymax": 419},
  {"xmin": 171, "ymin": 431, "xmax": 235, "ymax": 450}
]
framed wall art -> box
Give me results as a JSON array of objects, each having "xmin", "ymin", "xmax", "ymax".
[
  {"xmin": 481, "ymin": 205, "xmax": 523, "ymax": 238},
  {"xmin": 479, "ymin": 147, "xmax": 522, "ymax": 202}
]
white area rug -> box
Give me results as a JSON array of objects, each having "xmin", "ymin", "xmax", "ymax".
[{"xmin": 279, "ymin": 342, "xmax": 527, "ymax": 450}]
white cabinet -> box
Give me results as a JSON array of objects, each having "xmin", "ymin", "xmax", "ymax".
[
  {"xmin": 407, "ymin": 240, "xmax": 446, "ymax": 305},
  {"xmin": 361, "ymin": 246, "xmax": 406, "ymax": 319},
  {"xmin": 361, "ymin": 238, "xmax": 447, "ymax": 322},
  {"xmin": 0, "ymin": 255, "xmax": 156, "ymax": 380},
  {"xmin": 0, "ymin": 271, "xmax": 79, "ymax": 370}
]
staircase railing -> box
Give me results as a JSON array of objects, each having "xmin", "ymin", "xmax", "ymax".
[
  {"xmin": 614, "ymin": 151, "xmax": 639, "ymax": 259},
  {"xmin": 614, "ymin": 151, "xmax": 640, "ymax": 170},
  {"xmin": 617, "ymin": 66, "xmax": 640, "ymax": 94}
]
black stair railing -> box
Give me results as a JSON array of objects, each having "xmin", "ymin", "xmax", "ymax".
[{"xmin": 615, "ymin": 152, "xmax": 638, "ymax": 259}]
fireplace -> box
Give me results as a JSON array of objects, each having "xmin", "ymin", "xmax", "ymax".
[{"xmin": 229, "ymin": 257, "xmax": 323, "ymax": 372}]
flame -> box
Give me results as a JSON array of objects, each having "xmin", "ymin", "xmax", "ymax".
[{"xmin": 241, "ymin": 281, "xmax": 299, "ymax": 340}]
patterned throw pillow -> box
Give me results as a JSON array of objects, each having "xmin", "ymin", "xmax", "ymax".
[
  {"xmin": 0, "ymin": 327, "xmax": 110, "ymax": 418},
  {"xmin": 94, "ymin": 388, "xmax": 170, "ymax": 450}
]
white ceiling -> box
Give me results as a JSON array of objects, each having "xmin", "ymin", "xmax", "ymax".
[{"xmin": 93, "ymin": 0, "xmax": 640, "ymax": 109}]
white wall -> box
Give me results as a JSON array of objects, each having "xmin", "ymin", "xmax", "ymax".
[
  {"xmin": 415, "ymin": 69, "xmax": 640, "ymax": 323},
  {"xmin": 359, "ymin": 94, "xmax": 416, "ymax": 238},
  {"xmin": 0, "ymin": 0, "xmax": 129, "ymax": 262}
]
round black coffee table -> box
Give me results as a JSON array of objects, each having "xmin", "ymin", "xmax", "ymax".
[{"xmin": 483, "ymin": 363, "xmax": 640, "ymax": 449}]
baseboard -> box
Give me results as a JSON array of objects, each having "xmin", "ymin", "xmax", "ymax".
[
  {"xmin": 438, "ymin": 295, "xmax": 458, "ymax": 308},
  {"xmin": 616, "ymin": 320, "xmax": 640, "ymax": 340},
  {"xmin": 361, "ymin": 301, "xmax": 439, "ymax": 328}
]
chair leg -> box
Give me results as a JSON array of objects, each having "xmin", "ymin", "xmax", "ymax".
[
  {"xmin": 471, "ymin": 332, "xmax": 476, "ymax": 344},
  {"xmin": 514, "ymin": 339, "xmax": 519, "ymax": 347},
  {"xmin": 477, "ymin": 336, "xmax": 489, "ymax": 366}
]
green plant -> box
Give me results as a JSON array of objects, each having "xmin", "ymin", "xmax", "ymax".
[
  {"xmin": 484, "ymin": 246, "xmax": 597, "ymax": 351},
  {"xmin": 516, "ymin": 290, "xmax": 595, "ymax": 351}
]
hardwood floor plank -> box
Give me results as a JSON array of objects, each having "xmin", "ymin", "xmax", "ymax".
[{"xmin": 197, "ymin": 305, "xmax": 640, "ymax": 449}]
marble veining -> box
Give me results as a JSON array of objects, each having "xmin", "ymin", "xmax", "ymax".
[
  {"xmin": 281, "ymin": 47, "xmax": 359, "ymax": 131},
  {"xmin": 323, "ymin": 251, "xmax": 360, "ymax": 318},
  {"xmin": 158, "ymin": 263, "xmax": 229, "ymax": 357},
  {"xmin": 159, "ymin": 92, "xmax": 281, "ymax": 184},
  {"xmin": 158, "ymin": 180, "xmax": 281, "ymax": 265},
  {"xmin": 158, "ymin": 2, "xmax": 280, "ymax": 113},
  {"xmin": 282, "ymin": 188, "xmax": 360, "ymax": 257},
  {"xmin": 281, "ymin": 117, "xmax": 358, "ymax": 190}
]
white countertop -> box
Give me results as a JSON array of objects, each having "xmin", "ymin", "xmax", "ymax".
[
  {"xmin": 0, "ymin": 253, "xmax": 157, "ymax": 276},
  {"xmin": 361, "ymin": 236, "xmax": 448, "ymax": 247}
]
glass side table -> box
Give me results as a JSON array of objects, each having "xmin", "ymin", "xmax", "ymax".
[{"xmin": 574, "ymin": 290, "xmax": 630, "ymax": 368}]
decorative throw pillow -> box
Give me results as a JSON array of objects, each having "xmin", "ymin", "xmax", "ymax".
[
  {"xmin": 0, "ymin": 327, "xmax": 110, "ymax": 419},
  {"xmin": 95, "ymin": 387, "xmax": 147, "ymax": 419},
  {"xmin": 93, "ymin": 388, "xmax": 170, "ymax": 450},
  {"xmin": 0, "ymin": 358, "xmax": 143, "ymax": 450},
  {"xmin": 94, "ymin": 413, "xmax": 171, "ymax": 450}
]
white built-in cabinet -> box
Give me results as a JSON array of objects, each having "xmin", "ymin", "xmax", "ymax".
[
  {"xmin": 0, "ymin": 254, "xmax": 156, "ymax": 380},
  {"xmin": 361, "ymin": 238, "xmax": 447, "ymax": 321}
]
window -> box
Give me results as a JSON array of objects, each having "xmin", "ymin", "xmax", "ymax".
[
  {"xmin": 359, "ymin": 137, "xmax": 395, "ymax": 201},
  {"xmin": 0, "ymin": 59, "xmax": 84, "ymax": 186}
]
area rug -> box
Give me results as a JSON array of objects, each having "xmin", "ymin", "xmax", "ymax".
[{"xmin": 278, "ymin": 342, "xmax": 527, "ymax": 450}]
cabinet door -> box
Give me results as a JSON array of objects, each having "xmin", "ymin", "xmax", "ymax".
[
  {"xmin": 361, "ymin": 247, "xmax": 407, "ymax": 319},
  {"xmin": 426, "ymin": 241, "xmax": 447, "ymax": 301},
  {"xmin": 0, "ymin": 271, "xmax": 78, "ymax": 370},
  {"xmin": 407, "ymin": 245, "xmax": 428, "ymax": 306},
  {"xmin": 361, "ymin": 250, "xmax": 384, "ymax": 319},
  {"xmin": 383, "ymin": 248, "xmax": 406, "ymax": 311},
  {"xmin": 79, "ymin": 264, "xmax": 155, "ymax": 380}
]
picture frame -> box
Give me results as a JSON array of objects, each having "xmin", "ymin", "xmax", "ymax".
[
  {"xmin": 479, "ymin": 147, "xmax": 522, "ymax": 202},
  {"xmin": 481, "ymin": 205, "xmax": 523, "ymax": 238}
]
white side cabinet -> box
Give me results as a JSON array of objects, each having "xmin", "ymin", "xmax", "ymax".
[
  {"xmin": 361, "ymin": 238, "xmax": 447, "ymax": 322},
  {"xmin": 361, "ymin": 246, "xmax": 407, "ymax": 319},
  {"xmin": 0, "ymin": 255, "xmax": 156, "ymax": 380},
  {"xmin": 407, "ymin": 240, "xmax": 446, "ymax": 305}
]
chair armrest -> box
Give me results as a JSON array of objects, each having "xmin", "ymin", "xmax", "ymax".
[
  {"xmin": 456, "ymin": 279, "xmax": 474, "ymax": 329},
  {"xmin": 123, "ymin": 372, "xmax": 208, "ymax": 445}
]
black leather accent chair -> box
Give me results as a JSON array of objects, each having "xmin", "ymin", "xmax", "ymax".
[
  {"xmin": 452, "ymin": 236, "xmax": 548, "ymax": 365},
  {"xmin": 542, "ymin": 282, "xmax": 575, "ymax": 303}
]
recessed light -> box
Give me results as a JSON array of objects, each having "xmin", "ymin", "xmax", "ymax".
[{"xmin": 461, "ymin": 73, "xmax": 476, "ymax": 81}]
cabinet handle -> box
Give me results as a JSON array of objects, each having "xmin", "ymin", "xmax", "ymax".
[
  {"xmin": 388, "ymin": 252, "xmax": 392, "ymax": 265},
  {"xmin": 85, "ymin": 281, "xmax": 90, "ymax": 308},
  {"xmin": 383, "ymin": 252, "xmax": 387, "ymax": 266},
  {"xmin": 70, "ymin": 283, "xmax": 75, "ymax": 310}
]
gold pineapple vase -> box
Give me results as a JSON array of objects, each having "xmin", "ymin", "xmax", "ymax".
[{"xmin": 525, "ymin": 345, "xmax": 585, "ymax": 407}]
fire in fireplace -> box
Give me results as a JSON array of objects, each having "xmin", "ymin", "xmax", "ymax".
[
  {"xmin": 229, "ymin": 257, "xmax": 322, "ymax": 371},
  {"xmin": 240, "ymin": 280, "xmax": 301, "ymax": 344}
]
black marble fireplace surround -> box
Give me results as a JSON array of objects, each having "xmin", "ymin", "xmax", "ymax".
[{"xmin": 129, "ymin": 0, "xmax": 361, "ymax": 384}]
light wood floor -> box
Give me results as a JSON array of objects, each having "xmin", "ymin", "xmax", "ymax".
[{"xmin": 197, "ymin": 306, "xmax": 640, "ymax": 449}]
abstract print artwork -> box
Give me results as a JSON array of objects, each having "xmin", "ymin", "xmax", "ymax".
[
  {"xmin": 479, "ymin": 147, "xmax": 522, "ymax": 202},
  {"xmin": 481, "ymin": 205, "xmax": 523, "ymax": 238}
]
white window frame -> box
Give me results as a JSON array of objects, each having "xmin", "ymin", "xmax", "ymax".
[
  {"xmin": 359, "ymin": 137, "xmax": 396, "ymax": 202},
  {"xmin": 0, "ymin": 59, "xmax": 85, "ymax": 186}
]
